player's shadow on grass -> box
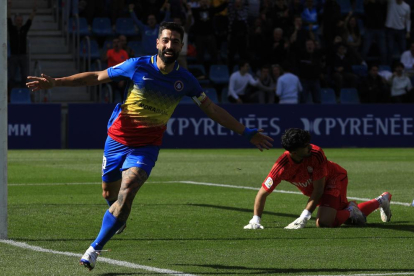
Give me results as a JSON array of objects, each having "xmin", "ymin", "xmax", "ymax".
[{"xmin": 173, "ymin": 264, "xmax": 414, "ymax": 275}]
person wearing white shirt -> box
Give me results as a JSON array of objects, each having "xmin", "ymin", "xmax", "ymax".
[
  {"xmin": 400, "ymin": 42, "xmax": 414, "ymax": 76},
  {"xmin": 385, "ymin": 0, "xmax": 411, "ymax": 65},
  {"xmin": 276, "ymin": 66, "xmax": 303, "ymax": 104},
  {"xmin": 227, "ymin": 61, "xmax": 259, "ymax": 103},
  {"xmin": 389, "ymin": 62, "xmax": 413, "ymax": 103}
]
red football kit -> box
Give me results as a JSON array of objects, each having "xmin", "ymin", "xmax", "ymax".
[{"xmin": 262, "ymin": 144, "xmax": 349, "ymax": 208}]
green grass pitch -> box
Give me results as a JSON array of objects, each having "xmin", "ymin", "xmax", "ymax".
[{"xmin": 1, "ymin": 148, "xmax": 414, "ymax": 275}]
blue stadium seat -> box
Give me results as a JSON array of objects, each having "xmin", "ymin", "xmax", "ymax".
[
  {"xmin": 115, "ymin": 17, "xmax": 137, "ymax": 36},
  {"xmin": 340, "ymin": 88, "xmax": 360, "ymax": 104},
  {"xmin": 128, "ymin": 41, "xmax": 144, "ymax": 57},
  {"xmin": 68, "ymin": 17, "xmax": 90, "ymax": 36},
  {"xmin": 320, "ymin": 88, "xmax": 337, "ymax": 104},
  {"xmin": 221, "ymin": 87, "xmax": 230, "ymax": 103},
  {"xmin": 378, "ymin": 65, "xmax": 391, "ymax": 72},
  {"xmin": 79, "ymin": 39, "xmax": 101, "ymax": 59},
  {"xmin": 92, "ymin": 17, "xmax": 113, "ymax": 36},
  {"xmin": 209, "ymin": 64, "xmax": 230, "ymax": 85},
  {"xmin": 188, "ymin": 64, "xmax": 209, "ymax": 85},
  {"xmin": 336, "ymin": 0, "xmax": 352, "ymax": 14},
  {"xmin": 352, "ymin": 65, "xmax": 368, "ymax": 77},
  {"xmin": 10, "ymin": 88, "xmax": 31, "ymax": 104},
  {"xmin": 204, "ymin": 88, "xmax": 219, "ymax": 103}
]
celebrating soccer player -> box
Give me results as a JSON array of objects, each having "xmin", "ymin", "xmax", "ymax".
[
  {"xmin": 244, "ymin": 128, "xmax": 392, "ymax": 230},
  {"xmin": 26, "ymin": 22, "xmax": 273, "ymax": 270}
]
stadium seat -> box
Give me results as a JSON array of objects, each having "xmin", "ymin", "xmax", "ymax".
[
  {"xmin": 204, "ymin": 88, "xmax": 219, "ymax": 103},
  {"xmin": 188, "ymin": 64, "xmax": 209, "ymax": 85},
  {"xmin": 92, "ymin": 17, "xmax": 113, "ymax": 36},
  {"xmin": 79, "ymin": 39, "xmax": 101, "ymax": 60},
  {"xmin": 10, "ymin": 88, "xmax": 31, "ymax": 104},
  {"xmin": 128, "ymin": 41, "xmax": 144, "ymax": 57},
  {"xmin": 68, "ymin": 17, "xmax": 90, "ymax": 36},
  {"xmin": 115, "ymin": 18, "xmax": 137, "ymax": 36},
  {"xmin": 221, "ymin": 87, "xmax": 230, "ymax": 103},
  {"xmin": 209, "ymin": 64, "xmax": 230, "ymax": 85},
  {"xmin": 379, "ymin": 65, "xmax": 391, "ymax": 72},
  {"xmin": 340, "ymin": 88, "xmax": 360, "ymax": 104},
  {"xmin": 320, "ymin": 88, "xmax": 337, "ymax": 104},
  {"xmin": 352, "ymin": 65, "xmax": 368, "ymax": 77}
]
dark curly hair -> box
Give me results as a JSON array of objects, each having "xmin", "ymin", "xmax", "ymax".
[
  {"xmin": 158, "ymin": 21, "xmax": 184, "ymax": 42},
  {"xmin": 281, "ymin": 128, "xmax": 311, "ymax": 152}
]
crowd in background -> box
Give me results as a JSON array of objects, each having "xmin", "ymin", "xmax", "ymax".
[{"xmin": 8, "ymin": 0, "xmax": 414, "ymax": 104}]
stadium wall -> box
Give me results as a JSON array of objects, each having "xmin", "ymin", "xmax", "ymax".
[{"xmin": 7, "ymin": 104, "xmax": 414, "ymax": 149}]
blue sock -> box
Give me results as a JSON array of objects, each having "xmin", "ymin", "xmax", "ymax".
[
  {"xmin": 106, "ymin": 199, "xmax": 116, "ymax": 206},
  {"xmin": 91, "ymin": 210, "xmax": 125, "ymax": 251}
]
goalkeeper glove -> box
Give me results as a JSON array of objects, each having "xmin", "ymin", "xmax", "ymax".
[
  {"xmin": 284, "ymin": 209, "xmax": 311, "ymax": 230},
  {"xmin": 244, "ymin": 215, "xmax": 264, "ymax": 229}
]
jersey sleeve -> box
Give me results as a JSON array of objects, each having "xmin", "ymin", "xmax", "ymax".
[
  {"xmin": 107, "ymin": 57, "xmax": 139, "ymax": 81},
  {"xmin": 310, "ymin": 146, "xmax": 328, "ymax": 181},
  {"xmin": 261, "ymin": 154, "xmax": 288, "ymax": 192}
]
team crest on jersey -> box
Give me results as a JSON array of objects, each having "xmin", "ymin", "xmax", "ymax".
[
  {"xmin": 264, "ymin": 177, "xmax": 273, "ymax": 189},
  {"xmin": 307, "ymin": 166, "xmax": 313, "ymax": 173},
  {"xmin": 174, "ymin": 80, "xmax": 184, "ymax": 91}
]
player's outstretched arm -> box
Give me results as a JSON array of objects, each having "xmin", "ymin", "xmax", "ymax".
[
  {"xmin": 200, "ymin": 100, "xmax": 274, "ymax": 151},
  {"xmin": 26, "ymin": 70, "xmax": 111, "ymax": 92},
  {"xmin": 244, "ymin": 187, "xmax": 270, "ymax": 229}
]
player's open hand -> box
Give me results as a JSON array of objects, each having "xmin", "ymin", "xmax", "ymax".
[
  {"xmin": 251, "ymin": 129, "xmax": 274, "ymax": 152},
  {"xmin": 284, "ymin": 217, "xmax": 309, "ymax": 229},
  {"xmin": 26, "ymin": 74, "xmax": 55, "ymax": 92}
]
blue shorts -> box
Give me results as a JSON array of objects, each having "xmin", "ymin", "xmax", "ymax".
[{"xmin": 102, "ymin": 136, "xmax": 160, "ymax": 182}]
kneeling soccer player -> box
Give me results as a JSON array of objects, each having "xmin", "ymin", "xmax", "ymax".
[{"xmin": 244, "ymin": 128, "xmax": 392, "ymax": 230}]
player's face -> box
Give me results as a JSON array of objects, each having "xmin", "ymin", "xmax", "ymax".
[
  {"xmin": 156, "ymin": 29, "xmax": 183, "ymax": 65},
  {"xmin": 295, "ymin": 143, "xmax": 312, "ymax": 158}
]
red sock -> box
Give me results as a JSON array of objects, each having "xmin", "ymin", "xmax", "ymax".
[
  {"xmin": 333, "ymin": 209, "xmax": 351, "ymax": 227},
  {"xmin": 358, "ymin": 199, "xmax": 380, "ymax": 217}
]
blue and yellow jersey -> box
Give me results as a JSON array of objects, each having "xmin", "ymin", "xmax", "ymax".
[{"xmin": 107, "ymin": 55, "xmax": 204, "ymax": 147}]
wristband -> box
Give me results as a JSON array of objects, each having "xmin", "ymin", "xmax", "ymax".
[
  {"xmin": 299, "ymin": 209, "xmax": 312, "ymax": 220},
  {"xmin": 242, "ymin": 127, "xmax": 258, "ymax": 141}
]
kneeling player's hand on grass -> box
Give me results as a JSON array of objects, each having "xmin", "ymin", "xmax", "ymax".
[
  {"xmin": 284, "ymin": 209, "xmax": 311, "ymax": 230},
  {"xmin": 244, "ymin": 215, "xmax": 264, "ymax": 229}
]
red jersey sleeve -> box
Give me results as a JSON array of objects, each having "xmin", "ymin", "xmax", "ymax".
[
  {"xmin": 310, "ymin": 145, "xmax": 328, "ymax": 181},
  {"xmin": 261, "ymin": 153, "xmax": 289, "ymax": 192}
]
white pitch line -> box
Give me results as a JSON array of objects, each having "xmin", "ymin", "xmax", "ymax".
[
  {"xmin": 0, "ymin": 239, "xmax": 197, "ymax": 276},
  {"xmin": 9, "ymin": 181, "xmax": 412, "ymax": 207}
]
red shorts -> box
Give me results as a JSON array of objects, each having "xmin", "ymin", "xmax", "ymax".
[{"xmin": 318, "ymin": 175, "xmax": 349, "ymax": 210}]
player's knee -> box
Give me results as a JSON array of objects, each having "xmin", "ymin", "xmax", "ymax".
[{"xmin": 316, "ymin": 218, "xmax": 334, "ymax": 228}]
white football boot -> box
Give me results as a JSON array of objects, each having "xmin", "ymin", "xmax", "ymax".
[
  {"xmin": 347, "ymin": 201, "xmax": 367, "ymax": 226},
  {"xmin": 377, "ymin": 192, "xmax": 392, "ymax": 222},
  {"xmin": 79, "ymin": 246, "xmax": 99, "ymax": 270}
]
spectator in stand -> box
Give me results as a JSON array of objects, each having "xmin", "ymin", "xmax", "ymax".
[
  {"xmin": 400, "ymin": 42, "xmax": 414, "ymax": 76},
  {"xmin": 362, "ymin": 0, "xmax": 387, "ymax": 66},
  {"xmin": 271, "ymin": 0, "xmax": 290, "ymax": 30},
  {"xmin": 212, "ymin": 0, "xmax": 229, "ymax": 54},
  {"xmin": 329, "ymin": 44, "xmax": 358, "ymax": 99},
  {"xmin": 343, "ymin": 13, "xmax": 362, "ymax": 55},
  {"xmin": 385, "ymin": 0, "xmax": 411, "ymax": 65},
  {"xmin": 276, "ymin": 64, "xmax": 303, "ymax": 104},
  {"xmin": 298, "ymin": 39, "xmax": 322, "ymax": 103},
  {"xmin": 227, "ymin": 0, "xmax": 250, "ymax": 71},
  {"xmin": 270, "ymin": 28, "xmax": 289, "ymax": 65},
  {"xmin": 227, "ymin": 60, "xmax": 272, "ymax": 103},
  {"xmin": 388, "ymin": 62, "xmax": 413, "ymax": 103},
  {"xmin": 247, "ymin": 0, "xmax": 261, "ymax": 24},
  {"xmin": 133, "ymin": 0, "xmax": 166, "ymax": 22},
  {"xmin": 253, "ymin": 65, "xmax": 276, "ymax": 104},
  {"xmin": 288, "ymin": 0, "xmax": 304, "ymax": 19},
  {"xmin": 301, "ymin": 0, "xmax": 319, "ymax": 32},
  {"xmin": 173, "ymin": 2, "xmax": 193, "ymax": 69},
  {"xmin": 104, "ymin": 38, "xmax": 129, "ymax": 102},
  {"xmin": 129, "ymin": 2, "xmax": 171, "ymax": 56},
  {"xmin": 7, "ymin": 0, "xmax": 36, "ymax": 94},
  {"xmin": 249, "ymin": 17, "xmax": 271, "ymax": 70},
  {"xmin": 358, "ymin": 64, "xmax": 389, "ymax": 103},
  {"xmin": 320, "ymin": 0, "xmax": 342, "ymax": 48},
  {"xmin": 190, "ymin": 0, "xmax": 228, "ymax": 65},
  {"xmin": 118, "ymin": 35, "xmax": 135, "ymax": 58},
  {"xmin": 288, "ymin": 15, "xmax": 315, "ymax": 55}
]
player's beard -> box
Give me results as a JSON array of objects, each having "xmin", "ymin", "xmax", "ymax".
[{"xmin": 158, "ymin": 48, "xmax": 179, "ymax": 65}]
